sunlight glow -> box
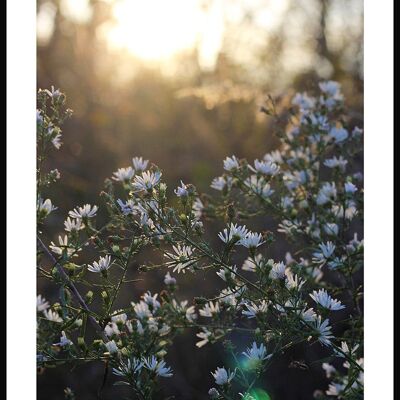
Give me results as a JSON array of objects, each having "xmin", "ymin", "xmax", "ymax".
[
  {"xmin": 101, "ymin": 0, "xmax": 291, "ymax": 69},
  {"xmin": 105, "ymin": 0, "xmax": 222, "ymax": 67}
]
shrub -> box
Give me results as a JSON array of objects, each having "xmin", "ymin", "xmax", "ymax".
[{"xmin": 37, "ymin": 81, "xmax": 363, "ymax": 399}]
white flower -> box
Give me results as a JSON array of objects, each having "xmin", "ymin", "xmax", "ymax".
[
  {"xmin": 319, "ymin": 81, "xmax": 341, "ymax": 97},
  {"xmin": 322, "ymin": 363, "xmax": 336, "ymax": 378},
  {"xmin": 284, "ymin": 170, "xmax": 309, "ymax": 190},
  {"xmin": 216, "ymin": 266, "xmax": 237, "ymax": 281},
  {"xmin": 303, "ymin": 113, "xmax": 330, "ymax": 131},
  {"xmin": 244, "ymin": 175, "xmax": 274, "ymax": 198},
  {"xmin": 196, "ymin": 328, "xmax": 211, "ymax": 348},
  {"xmin": 105, "ymin": 340, "xmax": 118, "ymax": 354},
  {"xmin": 104, "ymin": 322, "xmax": 120, "ymax": 337},
  {"xmin": 269, "ymin": 261, "xmax": 286, "ymax": 280},
  {"xmin": 125, "ymin": 320, "xmax": 133, "ymax": 333},
  {"xmin": 242, "ymin": 300, "xmax": 268, "ymax": 318},
  {"xmin": 211, "ymin": 176, "xmax": 227, "ymax": 191},
  {"xmin": 242, "ymin": 342, "xmax": 271, "ymax": 368},
  {"xmin": 334, "ymin": 341, "xmax": 360, "ymax": 358},
  {"xmin": 324, "ymin": 156, "xmax": 348, "ymax": 171},
  {"xmin": 165, "ymin": 244, "xmax": 196, "ymax": 273},
  {"xmin": 329, "ymin": 127, "xmax": 348, "ymax": 143},
  {"xmin": 154, "ymin": 359, "xmax": 173, "ymax": 378},
  {"xmin": 313, "ymin": 241, "xmax": 336, "ymax": 262},
  {"xmin": 211, "ymin": 367, "xmax": 235, "ymax": 385},
  {"xmin": 344, "ymin": 182, "xmax": 358, "ymax": 194},
  {"xmin": 112, "ymin": 167, "xmax": 135, "ymax": 182},
  {"xmin": 219, "ymin": 288, "xmax": 240, "ymax": 306},
  {"xmin": 241, "ymin": 254, "xmax": 262, "ymax": 272},
  {"xmin": 113, "ymin": 358, "xmax": 143, "ymax": 377},
  {"xmin": 239, "ymin": 232, "xmax": 265, "ymax": 249},
  {"xmin": 143, "ymin": 291, "xmax": 161, "ymax": 310},
  {"xmin": 326, "ymin": 383, "xmax": 345, "ymax": 396},
  {"xmin": 344, "ymin": 201, "xmax": 358, "ymax": 220},
  {"xmin": 132, "ymin": 171, "xmax": 162, "ymax": 192},
  {"xmin": 88, "ymin": 255, "xmax": 113, "ymax": 273},
  {"xmin": 327, "ymin": 257, "xmax": 344, "ymax": 270},
  {"xmin": 218, "ymin": 223, "xmax": 249, "ymax": 244},
  {"xmin": 143, "ymin": 356, "xmax": 173, "ymax": 377},
  {"xmin": 174, "ymin": 180, "xmax": 189, "ymax": 197},
  {"xmin": 281, "ymin": 196, "xmax": 294, "ymax": 210},
  {"xmin": 208, "ymin": 388, "xmax": 219, "ymax": 399},
  {"xmin": 64, "ymin": 217, "xmax": 83, "ymax": 232},
  {"xmin": 37, "ymin": 109, "xmax": 43, "ymax": 124},
  {"xmin": 51, "ymin": 132, "xmax": 62, "ymax": 149},
  {"xmin": 171, "ymin": 300, "xmax": 197, "ymax": 322},
  {"xmin": 300, "ymin": 308, "xmax": 317, "ymax": 322},
  {"xmin": 263, "ymin": 150, "xmax": 283, "ymax": 164},
  {"xmin": 117, "ymin": 199, "xmax": 137, "ymax": 215},
  {"xmin": 44, "ymin": 309, "xmax": 63, "ymax": 323},
  {"xmin": 192, "ymin": 198, "xmax": 204, "ymax": 219},
  {"xmin": 310, "ymin": 289, "xmax": 345, "ymax": 311},
  {"xmin": 312, "ymin": 316, "xmax": 334, "ymax": 346},
  {"xmin": 347, "ymin": 233, "xmax": 363, "ymax": 252},
  {"xmin": 252, "ymin": 160, "xmax": 280, "ymax": 176},
  {"xmin": 49, "ymin": 235, "xmax": 77, "ymax": 257},
  {"xmin": 223, "ymin": 155, "xmax": 239, "ymax": 171},
  {"xmin": 37, "ymin": 295, "xmax": 50, "ymax": 312},
  {"xmin": 133, "ymin": 301, "xmax": 152, "ymax": 320},
  {"xmin": 305, "ymin": 115, "xmax": 327, "ymax": 132},
  {"xmin": 45, "ymin": 85, "xmax": 62, "ymax": 98},
  {"xmin": 316, "ymin": 182, "xmax": 337, "ymax": 205},
  {"xmin": 164, "ymin": 272, "xmax": 177, "ymax": 285},
  {"xmin": 53, "ymin": 331, "xmax": 72, "ymax": 347},
  {"xmin": 324, "ymin": 223, "xmax": 339, "ymax": 236},
  {"xmin": 132, "ymin": 156, "xmax": 149, "ymax": 172},
  {"xmin": 69, "ymin": 204, "xmax": 98, "ymax": 219},
  {"xmin": 185, "ymin": 305, "xmax": 197, "ymax": 322},
  {"xmin": 292, "ymin": 92, "xmax": 316, "ymax": 110},
  {"xmin": 285, "ymin": 270, "xmax": 305, "ymax": 290},
  {"xmin": 111, "ymin": 311, "xmax": 128, "ymax": 325},
  {"xmin": 38, "ymin": 198, "xmax": 57, "ymax": 216},
  {"xmin": 199, "ymin": 301, "xmax": 220, "ymax": 317},
  {"xmin": 159, "ymin": 323, "xmax": 171, "ymax": 336},
  {"xmin": 147, "ymin": 317, "xmax": 159, "ymax": 332},
  {"xmin": 136, "ymin": 320, "xmax": 145, "ymax": 335}
]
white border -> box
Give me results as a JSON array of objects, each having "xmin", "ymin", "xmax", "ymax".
[
  {"xmin": 6, "ymin": 0, "xmax": 36, "ymax": 398},
  {"xmin": 6, "ymin": 0, "xmax": 393, "ymax": 398},
  {"xmin": 364, "ymin": 0, "xmax": 394, "ymax": 398}
]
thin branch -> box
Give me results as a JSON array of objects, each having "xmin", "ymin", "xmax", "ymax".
[{"xmin": 37, "ymin": 237, "xmax": 108, "ymax": 342}]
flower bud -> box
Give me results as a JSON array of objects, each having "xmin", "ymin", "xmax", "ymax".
[
  {"xmin": 85, "ymin": 290, "xmax": 94, "ymax": 304},
  {"xmin": 92, "ymin": 339, "xmax": 103, "ymax": 349},
  {"xmin": 120, "ymin": 347, "xmax": 129, "ymax": 357},
  {"xmin": 157, "ymin": 349, "xmax": 167, "ymax": 358},
  {"xmin": 77, "ymin": 337, "xmax": 86, "ymax": 349},
  {"xmin": 101, "ymin": 291, "xmax": 110, "ymax": 305},
  {"xmin": 75, "ymin": 319, "xmax": 83, "ymax": 327}
]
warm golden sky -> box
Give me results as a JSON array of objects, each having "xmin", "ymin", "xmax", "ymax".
[{"xmin": 37, "ymin": 0, "xmax": 363, "ymax": 76}]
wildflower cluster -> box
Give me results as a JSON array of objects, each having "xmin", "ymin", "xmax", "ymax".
[{"xmin": 37, "ymin": 81, "xmax": 363, "ymax": 399}]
